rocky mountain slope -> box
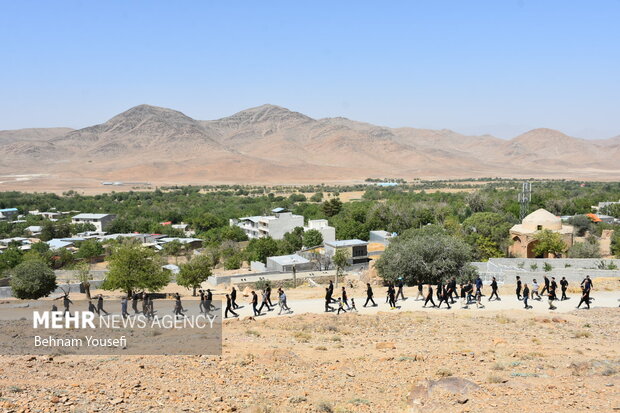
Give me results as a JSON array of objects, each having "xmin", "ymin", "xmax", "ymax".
[{"xmin": 1, "ymin": 104, "xmax": 619, "ymax": 190}]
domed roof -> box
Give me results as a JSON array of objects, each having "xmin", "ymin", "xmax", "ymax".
[{"xmin": 522, "ymin": 208, "xmax": 562, "ymax": 231}]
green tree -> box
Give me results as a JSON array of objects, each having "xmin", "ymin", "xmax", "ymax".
[
  {"xmin": 0, "ymin": 245, "xmax": 23, "ymax": 274},
  {"xmin": 163, "ymin": 239, "xmax": 184, "ymax": 264},
  {"xmin": 568, "ymin": 215, "xmax": 593, "ymax": 236},
  {"xmin": 75, "ymin": 261, "xmax": 93, "ymax": 299},
  {"xmin": 303, "ymin": 229, "xmax": 324, "ymax": 247},
  {"xmin": 601, "ymin": 203, "xmax": 620, "ymax": 218},
  {"xmin": 375, "ymin": 231, "xmax": 476, "ymax": 285},
  {"xmin": 76, "ymin": 239, "xmax": 104, "ymax": 260},
  {"xmin": 310, "ymin": 192, "xmax": 324, "ymax": 202},
  {"xmin": 220, "ymin": 225, "xmax": 249, "ymax": 242},
  {"xmin": 462, "ymin": 212, "xmax": 512, "ymax": 260},
  {"xmin": 280, "ymin": 227, "xmax": 304, "ymax": 254},
  {"xmin": 568, "ymin": 241, "xmax": 601, "ymax": 258},
  {"xmin": 245, "ymin": 237, "xmax": 279, "ymax": 264},
  {"xmin": 322, "ymin": 198, "xmax": 343, "ymax": 217},
  {"xmin": 10, "ymin": 260, "xmax": 57, "ymax": 299},
  {"xmin": 332, "ymin": 248, "xmax": 350, "ymax": 286},
  {"xmin": 532, "ymin": 229, "xmax": 567, "ymax": 258},
  {"xmin": 102, "ymin": 242, "xmax": 169, "ymax": 295},
  {"xmin": 177, "ymin": 254, "xmax": 212, "ymax": 296}
]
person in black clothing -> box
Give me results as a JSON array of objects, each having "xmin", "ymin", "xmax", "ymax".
[
  {"xmin": 581, "ymin": 275, "xmax": 593, "ymax": 292},
  {"xmin": 198, "ymin": 290, "xmax": 206, "ymax": 313},
  {"xmin": 364, "ymin": 283, "xmax": 376, "ymax": 307},
  {"xmin": 576, "ymin": 286, "xmax": 591, "ymax": 309},
  {"xmin": 132, "ymin": 294, "xmax": 140, "ymax": 314},
  {"xmin": 225, "ymin": 293, "xmax": 238, "ymax": 318},
  {"xmin": 388, "ymin": 286, "xmax": 397, "ymax": 309},
  {"xmin": 385, "ymin": 283, "xmax": 394, "ymax": 303},
  {"xmin": 97, "ymin": 294, "xmax": 109, "ymax": 316},
  {"xmin": 205, "ymin": 288, "xmax": 215, "ymax": 312},
  {"xmin": 516, "ymin": 276, "xmax": 522, "ymax": 300},
  {"xmin": 541, "ymin": 275, "xmax": 550, "ymax": 296},
  {"xmin": 447, "ymin": 277, "xmax": 457, "ymax": 304},
  {"xmin": 436, "ymin": 282, "xmax": 443, "ymax": 302},
  {"xmin": 396, "ymin": 279, "xmax": 406, "ymax": 301},
  {"xmin": 251, "ymin": 290, "xmax": 260, "ymax": 316},
  {"xmin": 560, "ymin": 277, "xmax": 569, "ymax": 300},
  {"xmin": 489, "ymin": 276, "xmax": 500, "ymax": 301},
  {"xmin": 231, "ymin": 286, "xmax": 240, "ymax": 309},
  {"xmin": 550, "ymin": 277, "xmax": 558, "ymax": 301},
  {"xmin": 341, "ymin": 286, "xmax": 351, "ymax": 310},
  {"xmin": 437, "ymin": 286, "xmax": 451, "ymax": 309},
  {"xmin": 328, "ymin": 280, "xmax": 336, "ymax": 303},
  {"xmin": 523, "ymin": 284, "xmax": 531, "ymax": 309},
  {"xmin": 423, "ymin": 285, "xmax": 436, "ymax": 308},
  {"xmin": 325, "ymin": 287, "xmax": 335, "ymax": 312},
  {"xmin": 266, "ymin": 285, "xmax": 274, "ymax": 307}
]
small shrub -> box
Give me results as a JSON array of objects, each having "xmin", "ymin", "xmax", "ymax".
[
  {"xmin": 491, "ymin": 363, "xmax": 505, "ymax": 371},
  {"xmin": 330, "ymin": 335, "xmax": 342, "ymax": 342},
  {"xmin": 294, "ymin": 331, "xmax": 312, "ymax": 342},
  {"xmin": 530, "ymin": 263, "xmax": 538, "ymax": 271},
  {"xmin": 574, "ymin": 331, "xmax": 592, "ymax": 338},
  {"xmin": 487, "ymin": 374, "xmax": 504, "ymax": 383},
  {"xmin": 436, "ymin": 368, "xmax": 453, "ymax": 377},
  {"xmin": 289, "ymin": 396, "xmax": 307, "ymax": 404},
  {"xmin": 316, "ymin": 401, "xmax": 334, "ymax": 412},
  {"xmin": 543, "ymin": 262, "xmax": 553, "ymax": 272},
  {"xmin": 246, "ymin": 329, "xmax": 261, "ymax": 337},
  {"xmin": 349, "ymin": 398, "xmax": 370, "ymax": 406},
  {"xmin": 315, "ymin": 346, "xmax": 327, "ymax": 351}
]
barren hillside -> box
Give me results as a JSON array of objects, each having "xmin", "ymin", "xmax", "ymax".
[{"xmin": 1, "ymin": 104, "xmax": 619, "ymax": 191}]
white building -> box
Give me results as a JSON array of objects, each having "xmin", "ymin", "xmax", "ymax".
[
  {"xmin": 266, "ymin": 254, "xmax": 312, "ymax": 272},
  {"xmin": 324, "ymin": 239, "xmax": 369, "ymax": 264},
  {"xmin": 230, "ymin": 208, "xmax": 304, "ymax": 240},
  {"xmin": 0, "ymin": 208, "xmax": 19, "ymax": 221},
  {"xmin": 71, "ymin": 213, "xmax": 116, "ymax": 232},
  {"xmin": 304, "ymin": 219, "xmax": 336, "ymax": 244}
]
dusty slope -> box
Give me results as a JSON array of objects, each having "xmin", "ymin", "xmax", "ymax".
[
  {"xmin": 1, "ymin": 104, "xmax": 620, "ymax": 191},
  {"xmin": 0, "ymin": 308, "xmax": 618, "ymax": 412}
]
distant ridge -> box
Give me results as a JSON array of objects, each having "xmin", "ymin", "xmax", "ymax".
[{"xmin": 1, "ymin": 104, "xmax": 619, "ymax": 190}]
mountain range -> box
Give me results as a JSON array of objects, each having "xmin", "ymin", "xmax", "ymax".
[{"xmin": 1, "ymin": 104, "xmax": 619, "ymax": 191}]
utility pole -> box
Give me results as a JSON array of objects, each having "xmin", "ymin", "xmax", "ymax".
[{"xmin": 518, "ymin": 181, "xmax": 532, "ymax": 221}]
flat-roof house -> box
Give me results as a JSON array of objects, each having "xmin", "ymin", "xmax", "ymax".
[
  {"xmin": 230, "ymin": 208, "xmax": 304, "ymax": 240},
  {"xmin": 25, "ymin": 225, "xmax": 43, "ymax": 236},
  {"xmin": 304, "ymin": 219, "xmax": 336, "ymax": 244},
  {"xmin": 0, "ymin": 208, "xmax": 19, "ymax": 221},
  {"xmin": 71, "ymin": 213, "xmax": 116, "ymax": 232},
  {"xmin": 266, "ymin": 254, "xmax": 312, "ymax": 272},
  {"xmin": 324, "ymin": 239, "xmax": 369, "ymax": 264}
]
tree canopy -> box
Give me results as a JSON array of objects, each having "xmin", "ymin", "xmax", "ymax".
[
  {"xmin": 375, "ymin": 228, "xmax": 477, "ymax": 285},
  {"xmin": 532, "ymin": 229, "xmax": 567, "ymax": 258},
  {"xmin": 10, "ymin": 260, "xmax": 57, "ymax": 299},
  {"xmin": 177, "ymin": 254, "xmax": 212, "ymax": 295},
  {"xmin": 102, "ymin": 242, "xmax": 169, "ymax": 295}
]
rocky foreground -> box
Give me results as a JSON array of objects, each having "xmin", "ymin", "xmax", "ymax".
[{"xmin": 0, "ymin": 308, "xmax": 618, "ymax": 412}]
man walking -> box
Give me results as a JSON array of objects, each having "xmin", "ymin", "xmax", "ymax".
[
  {"xmin": 415, "ymin": 282, "xmax": 424, "ymax": 301},
  {"xmin": 396, "ymin": 278, "xmax": 406, "ymax": 301},
  {"xmin": 523, "ymin": 283, "xmax": 531, "ymax": 309},
  {"xmin": 489, "ymin": 276, "xmax": 500, "ymax": 301},
  {"xmin": 364, "ymin": 283, "xmax": 376, "ymax": 307},
  {"xmin": 325, "ymin": 287, "xmax": 335, "ymax": 312},
  {"xmin": 341, "ymin": 286, "xmax": 351, "ymax": 310},
  {"xmin": 437, "ymin": 285, "xmax": 451, "ymax": 309},
  {"xmin": 550, "ymin": 277, "xmax": 558, "ymax": 301},
  {"xmin": 531, "ymin": 279, "xmax": 541, "ymax": 300},
  {"xmin": 97, "ymin": 294, "xmax": 109, "ymax": 316},
  {"xmin": 560, "ymin": 277, "xmax": 569, "ymax": 301},
  {"xmin": 516, "ymin": 276, "xmax": 522, "ymax": 300},
  {"xmin": 231, "ymin": 286, "xmax": 240, "ymax": 309},
  {"xmin": 576, "ymin": 286, "xmax": 591, "ymax": 309},
  {"xmin": 251, "ymin": 290, "xmax": 260, "ymax": 316},
  {"xmin": 225, "ymin": 293, "xmax": 239, "ymax": 318},
  {"xmin": 423, "ymin": 284, "xmax": 436, "ymax": 308},
  {"xmin": 541, "ymin": 275, "xmax": 550, "ymax": 296},
  {"xmin": 121, "ymin": 295, "xmax": 130, "ymax": 318},
  {"xmin": 475, "ymin": 276, "xmax": 483, "ymax": 296}
]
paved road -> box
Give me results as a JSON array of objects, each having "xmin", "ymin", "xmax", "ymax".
[{"xmin": 225, "ymin": 290, "xmax": 620, "ymax": 319}]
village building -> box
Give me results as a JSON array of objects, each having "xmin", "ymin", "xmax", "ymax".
[
  {"xmin": 303, "ymin": 219, "xmax": 336, "ymax": 244},
  {"xmin": 509, "ymin": 208, "xmax": 574, "ymax": 258},
  {"xmin": 324, "ymin": 239, "xmax": 369, "ymax": 264},
  {"xmin": 71, "ymin": 213, "xmax": 116, "ymax": 232},
  {"xmin": 229, "ymin": 208, "xmax": 304, "ymax": 240}
]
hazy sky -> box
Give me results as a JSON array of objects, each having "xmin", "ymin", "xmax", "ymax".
[{"xmin": 1, "ymin": 1, "xmax": 619, "ymax": 139}]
